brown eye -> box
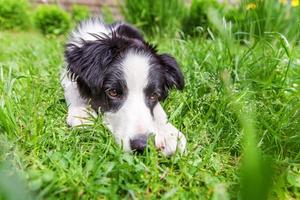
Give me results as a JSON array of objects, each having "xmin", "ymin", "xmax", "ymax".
[
  {"xmin": 149, "ymin": 93, "xmax": 159, "ymax": 101},
  {"xmin": 107, "ymin": 89, "xmax": 118, "ymax": 98}
]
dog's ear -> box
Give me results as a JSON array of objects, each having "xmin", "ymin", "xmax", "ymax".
[
  {"xmin": 159, "ymin": 54, "xmax": 185, "ymax": 90},
  {"xmin": 115, "ymin": 23, "xmax": 144, "ymax": 41},
  {"xmin": 65, "ymin": 36, "xmax": 128, "ymax": 91}
]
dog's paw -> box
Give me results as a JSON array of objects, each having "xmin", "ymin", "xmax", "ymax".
[
  {"xmin": 67, "ymin": 107, "xmax": 96, "ymax": 127},
  {"xmin": 155, "ymin": 123, "xmax": 186, "ymax": 156}
]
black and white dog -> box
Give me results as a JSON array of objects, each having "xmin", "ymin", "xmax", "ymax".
[{"xmin": 61, "ymin": 18, "xmax": 186, "ymax": 155}]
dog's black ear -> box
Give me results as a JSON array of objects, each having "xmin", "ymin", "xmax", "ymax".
[
  {"xmin": 65, "ymin": 36, "xmax": 128, "ymax": 92},
  {"xmin": 115, "ymin": 23, "xmax": 144, "ymax": 41},
  {"xmin": 159, "ymin": 54, "xmax": 185, "ymax": 90}
]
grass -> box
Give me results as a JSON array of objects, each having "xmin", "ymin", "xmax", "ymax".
[
  {"xmin": 122, "ymin": 0, "xmax": 186, "ymax": 35},
  {"xmin": 0, "ymin": 26, "xmax": 300, "ymax": 199}
]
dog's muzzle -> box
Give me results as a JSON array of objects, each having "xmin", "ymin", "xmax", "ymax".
[{"xmin": 130, "ymin": 134, "xmax": 148, "ymax": 152}]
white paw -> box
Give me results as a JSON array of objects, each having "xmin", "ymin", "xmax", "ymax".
[
  {"xmin": 155, "ymin": 123, "xmax": 186, "ymax": 156},
  {"xmin": 67, "ymin": 107, "xmax": 96, "ymax": 127}
]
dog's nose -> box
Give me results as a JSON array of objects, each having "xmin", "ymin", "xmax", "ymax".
[{"xmin": 130, "ymin": 134, "xmax": 148, "ymax": 153}]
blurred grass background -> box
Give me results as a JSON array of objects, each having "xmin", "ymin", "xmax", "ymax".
[{"xmin": 0, "ymin": 0, "xmax": 300, "ymax": 199}]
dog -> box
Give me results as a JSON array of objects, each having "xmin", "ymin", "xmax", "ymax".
[{"xmin": 61, "ymin": 18, "xmax": 186, "ymax": 155}]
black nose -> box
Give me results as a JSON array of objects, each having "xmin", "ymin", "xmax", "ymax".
[{"xmin": 130, "ymin": 135, "xmax": 148, "ymax": 153}]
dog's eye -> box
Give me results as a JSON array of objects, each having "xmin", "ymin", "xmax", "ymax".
[
  {"xmin": 149, "ymin": 93, "xmax": 159, "ymax": 101},
  {"xmin": 106, "ymin": 89, "xmax": 119, "ymax": 98}
]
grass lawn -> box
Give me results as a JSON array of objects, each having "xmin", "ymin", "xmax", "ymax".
[{"xmin": 0, "ymin": 30, "xmax": 299, "ymax": 199}]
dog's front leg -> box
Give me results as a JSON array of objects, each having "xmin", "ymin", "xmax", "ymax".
[
  {"xmin": 61, "ymin": 73, "xmax": 96, "ymax": 127},
  {"xmin": 153, "ymin": 104, "xmax": 186, "ymax": 156}
]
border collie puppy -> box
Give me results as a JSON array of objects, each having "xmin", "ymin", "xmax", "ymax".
[{"xmin": 61, "ymin": 18, "xmax": 186, "ymax": 155}]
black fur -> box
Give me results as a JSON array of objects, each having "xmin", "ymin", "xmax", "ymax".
[
  {"xmin": 159, "ymin": 54, "xmax": 185, "ymax": 91},
  {"xmin": 115, "ymin": 23, "xmax": 145, "ymax": 41},
  {"xmin": 144, "ymin": 53, "xmax": 184, "ymax": 115}
]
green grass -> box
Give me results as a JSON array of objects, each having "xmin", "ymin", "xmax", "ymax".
[
  {"xmin": 0, "ymin": 28, "xmax": 299, "ymax": 199},
  {"xmin": 122, "ymin": 0, "xmax": 186, "ymax": 35}
]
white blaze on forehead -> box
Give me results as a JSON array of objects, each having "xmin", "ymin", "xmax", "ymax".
[{"xmin": 122, "ymin": 51, "xmax": 151, "ymax": 91}]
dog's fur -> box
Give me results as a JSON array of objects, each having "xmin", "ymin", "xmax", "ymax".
[{"xmin": 61, "ymin": 18, "xmax": 186, "ymax": 155}]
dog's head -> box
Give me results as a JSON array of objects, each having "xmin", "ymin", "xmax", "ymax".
[{"xmin": 65, "ymin": 22, "xmax": 184, "ymax": 152}]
